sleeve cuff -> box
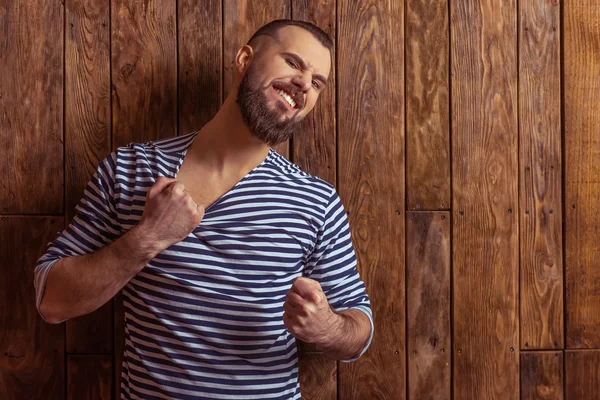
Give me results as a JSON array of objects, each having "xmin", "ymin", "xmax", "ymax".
[{"xmin": 34, "ymin": 259, "xmax": 66, "ymax": 324}]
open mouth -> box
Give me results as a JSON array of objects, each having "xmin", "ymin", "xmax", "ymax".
[{"xmin": 273, "ymin": 86, "xmax": 300, "ymax": 109}]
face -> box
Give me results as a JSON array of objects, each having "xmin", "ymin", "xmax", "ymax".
[{"xmin": 236, "ymin": 26, "xmax": 332, "ymax": 146}]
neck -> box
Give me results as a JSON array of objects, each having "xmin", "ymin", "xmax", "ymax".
[{"xmin": 187, "ymin": 90, "xmax": 271, "ymax": 175}]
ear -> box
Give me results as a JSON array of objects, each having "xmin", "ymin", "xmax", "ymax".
[{"xmin": 235, "ymin": 45, "xmax": 254, "ymax": 74}]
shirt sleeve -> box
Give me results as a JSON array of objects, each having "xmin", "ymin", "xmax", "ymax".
[
  {"xmin": 303, "ymin": 185, "xmax": 374, "ymax": 362},
  {"xmin": 34, "ymin": 151, "xmax": 122, "ymax": 323}
]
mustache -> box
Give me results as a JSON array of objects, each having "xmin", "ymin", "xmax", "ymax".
[{"xmin": 271, "ymin": 82, "xmax": 305, "ymax": 109}]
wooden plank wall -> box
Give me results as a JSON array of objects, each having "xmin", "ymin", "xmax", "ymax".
[
  {"xmin": 2, "ymin": 0, "xmax": 600, "ymax": 399},
  {"xmin": 451, "ymin": 1, "xmax": 520, "ymax": 399},
  {"xmin": 337, "ymin": 1, "xmax": 405, "ymax": 399}
]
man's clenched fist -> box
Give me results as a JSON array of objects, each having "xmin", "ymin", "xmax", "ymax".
[
  {"xmin": 134, "ymin": 176, "xmax": 205, "ymax": 256},
  {"xmin": 282, "ymin": 277, "xmax": 342, "ymax": 345}
]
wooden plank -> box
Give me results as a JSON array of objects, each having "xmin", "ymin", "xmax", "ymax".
[
  {"xmin": 406, "ymin": 211, "xmax": 450, "ymax": 400},
  {"xmin": 450, "ymin": 0, "xmax": 519, "ymax": 398},
  {"xmin": 290, "ymin": 3, "xmax": 337, "ymax": 399},
  {"xmin": 297, "ymin": 352, "xmax": 337, "ymax": 400},
  {"xmin": 67, "ymin": 355, "xmax": 112, "ymax": 400},
  {"xmin": 0, "ymin": 217, "xmax": 64, "ymax": 398},
  {"xmin": 520, "ymin": 351, "xmax": 563, "ymax": 400},
  {"xmin": 519, "ymin": 0, "xmax": 563, "ymax": 350},
  {"xmin": 114, "ymin": 291, "xmax": 125, "ymax": 400},
  {"xmin": 564, "ymin": 0, "xmax": 600, "ymax": 349},
  {"xmin": 66, "ymin": 299, "xmax": 113, "ymax": 354},
  {"xmin": 111, "ymin": 0, "xmax": 177, "ymax": 147},
  {"xmin": 291, "ymin": 1, "xmax": 336, "ymax": 185},
  {"xmin": 0, "ymin": 0, "xmax": 63, "ymax": 214},
  {"xmin": 65, "ymin": 0, "xmax": 113, "ymax": 356},
  {"xmin": 565, "ymin": 350, "xmax": 600, "ymax": 400},
  {"xmin": 178, "ymin": 0, "xmax": 222, "ymax": 134},
  {"xmin": 405, "ymin": 0, "xmax": 450, "ymax": 211},
  {"xmin": 222, "ymin": 0, "xmax": 291, "ymax": 158},
  {"xmin": 337, "ymin": 0, "xmax": 405, "ymax": 398}
]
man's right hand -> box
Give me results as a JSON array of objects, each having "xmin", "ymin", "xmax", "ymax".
[{"xmin": 133, "ymin": 176, "xmax": 205, "ymax": 254}]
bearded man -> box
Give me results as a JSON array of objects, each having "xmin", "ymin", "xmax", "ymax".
[{"xmin": 35, "ymin": 19, "xmax": 373, "ymax": 399}]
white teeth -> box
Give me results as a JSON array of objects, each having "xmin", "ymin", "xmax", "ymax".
[{"xmin": 276, "ymin": 89, "xmax": 296, "ymax": 108}]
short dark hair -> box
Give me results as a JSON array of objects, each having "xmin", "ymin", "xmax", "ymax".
[{"xmin": 246, "ymin": 19, "xmax": 333, "ymax": 52}]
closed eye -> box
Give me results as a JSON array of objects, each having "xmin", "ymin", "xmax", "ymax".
[{"xmin": 286, "ymin": 59, "xmax": 299, "ymax": 69}]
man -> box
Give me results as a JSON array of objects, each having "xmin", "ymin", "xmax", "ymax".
[{"xmin": 34, "ymin": 19, "xmax": 373, "ymax": 399}]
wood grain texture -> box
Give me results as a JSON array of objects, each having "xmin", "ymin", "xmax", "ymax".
[
  {"xmin": 291, "ymin": 0, "xmax": 336, "ymax": 185},
  {"xmin": 0, "ymin": 217, "xmax": 64, "ymax": 399},
  {"xmin": 519, "ymin": 0, "xmax": 563, "ymax": 351},
  {"xmin": 564, "ymin": 0, "xmax": 600, "ymax": 349},
  {"xmin": 7, "ymin": 0, "xmax": 600, "ymax": 397},
  {"xmin": 450, "ymin": 0, "xmax": 519, "ymax": 398},
  {"xmin": 178, "ymin": 0, "xmax": 222, "ymax": 134},
  {"xmin": 67, "ymin": 305, "xmax": 113, "ymax": 355},
  {"xmin": 223, "ymin": 0, "xmax": 291, "ymax": 159},
  {"xmin": 337, "ymin": 0, "xmax": 405, "ymax": 398},
  {"xmin": 291, "ymin": 2, "xmax": 337, "ymax": 399},
  {"xmin": 565, "ymin": 350, "xmax": 600, "ymax": 400},
  {"xmin": 114, "ymin": 291, "xmax": 125, "ymax": 399},
  {"xmin": 405, "ymin": 0, "xmax": 450, "ymax": 211},
  {"xmin": 406, "ymin": 211, "xmax": 450, "ymax": 400},
  {"xmin": 67, "ymin": 355, "xmax": 112, "ymax": 400},
  {"xmin": 520, "ymin": 351, "xmax": 563, "ymax": 400},
  {"xmin": 297, "ymin": 351, "xmax": 337, "ymax": 400},
  {"xmin": 111, "ymin": 0, "xmax": 177, "ymax": 147},
  {"xmin": 65, "ymin": 0, "xmax": 113, "ymax": 356},
  {"xmin": 0, "ymin": 0, "xmax": 63, "ymax": 214}
]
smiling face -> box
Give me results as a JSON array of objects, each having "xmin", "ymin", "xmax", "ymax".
[{"xmin": 235, "ymin": 25, "xmax": 332, "ymax": 146}]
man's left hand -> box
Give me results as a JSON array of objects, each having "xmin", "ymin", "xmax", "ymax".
[{"xmin": 282, "ymin": 277, "xmax": 342, "ymax": 345}]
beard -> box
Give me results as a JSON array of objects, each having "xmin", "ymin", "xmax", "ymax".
[{"xmin": 236, "ymin": 63, "xmax": 306, "ymax": 147}]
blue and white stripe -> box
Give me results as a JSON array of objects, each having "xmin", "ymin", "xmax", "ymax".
[{"xmin": 34, "ymin": 130, "xmax": 374, "ymax": 399}]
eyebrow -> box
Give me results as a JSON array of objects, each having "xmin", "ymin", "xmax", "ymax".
[{"xmin": 281, "ymin": 51, "xmax": 329, "ymax": 87}]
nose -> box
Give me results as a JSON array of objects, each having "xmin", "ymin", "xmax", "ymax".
[{"xmin": 291, "ymin": 71, "xmax": 312, "ymax": 92}]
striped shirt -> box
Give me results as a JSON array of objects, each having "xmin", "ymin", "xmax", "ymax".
[{"xmin": 34, "ymin": 130, "xmax": 374, "ymax": 399}]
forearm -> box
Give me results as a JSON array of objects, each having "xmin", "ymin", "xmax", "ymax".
[
  {"xmin": 39, "ymin": 226, "xmax": 158, "ymax": 323},
  {"xmin": 316, "ymin": 309, "xmax": 372, "ymax": 360}
]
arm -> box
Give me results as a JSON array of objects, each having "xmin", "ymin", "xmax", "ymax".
[
  {"xmin": 35, "ymin": 150, "xmax": 205, "ymax": 324},
  {"xmin": 284, "ymin": 185, "xmax": 374, "ymax": 362},
  {"xmin": 34, "ymin": 151, "xmax": 135, "ymax": 324},
  {"xmin": 38, "ymin": 226, "xmax": 157, "ymax": 324},
  {"xmin": 316, "ymin": 308, "xmax": 371, "ymax": 360},
  {"xmin": 283, "ymin": 277, "xmax": 373, "ymax": 361}
]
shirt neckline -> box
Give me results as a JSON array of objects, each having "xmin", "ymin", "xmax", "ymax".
[{"xmin": 173, "ymin": 132, "xmax": 274, "ymax": 214}]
